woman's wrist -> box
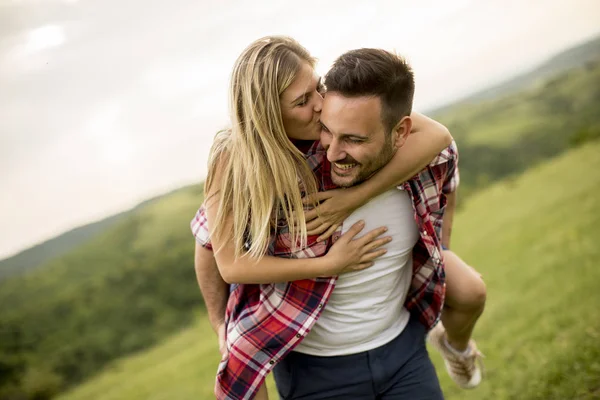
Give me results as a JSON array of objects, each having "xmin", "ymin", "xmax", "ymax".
[
  {"xmin": 317, "ymin": 253, "xmax": 338, "ymax": 277},
  {"xmin": 353, "ymin": 175, "xmax": 386, "ymax": 205}
]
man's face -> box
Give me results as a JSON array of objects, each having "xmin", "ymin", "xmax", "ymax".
[{"xmin": 320, "ymin": 92, "xmax": 397, "ymax": 187}]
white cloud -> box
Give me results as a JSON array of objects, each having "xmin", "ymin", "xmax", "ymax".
[
  {"xmin": 1, "ymin": 0, "xmax": 600, "ymax": 258},
  {"xmin": 20, "ymin": 24, "xmax": 65, "ymax": 55}
]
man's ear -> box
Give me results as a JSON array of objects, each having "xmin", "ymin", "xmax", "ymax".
[{"xmin": 392, "ymin": 116, "xmax": 412, "ymax": 150}]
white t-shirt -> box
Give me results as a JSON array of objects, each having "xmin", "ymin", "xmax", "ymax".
[{"xmin": 294, "ymin": 188, "xmax": 419, "ymax": 356}]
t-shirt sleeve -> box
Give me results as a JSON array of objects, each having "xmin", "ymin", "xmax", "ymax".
[{"xmin": 190, "ymin": 204, "xmax": 213, "ymax": 250}]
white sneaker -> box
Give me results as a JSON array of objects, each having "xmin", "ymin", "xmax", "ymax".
[{"xmin": 427, "ymin": 322, "xmax": 484, "ymax": 389}]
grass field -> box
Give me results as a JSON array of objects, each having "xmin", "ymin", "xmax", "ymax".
[{"xmin": 59, "ymin": 140, "xmax": 600, "ymax": 399}]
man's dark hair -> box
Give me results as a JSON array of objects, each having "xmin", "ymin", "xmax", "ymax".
[{"xmin": 324, "ymin": 48, "xmax": 415, "ymax": 133}]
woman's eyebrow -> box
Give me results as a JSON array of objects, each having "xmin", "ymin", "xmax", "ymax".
[
  {"xmin": 291, "ymin": 91, "xmax": 309, "ymax": 104},
  {"xmin": 291, "ymin": 76, "xmax": 321, "ymax": 104}
]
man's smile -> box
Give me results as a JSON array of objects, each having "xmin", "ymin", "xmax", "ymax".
[{"xmin": 332, "ymin": 162, "xmax": 358, "ymax": 175}]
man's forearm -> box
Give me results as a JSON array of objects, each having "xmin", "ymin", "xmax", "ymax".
[{"xmin": 194, "ymin": 243, "xmax": 229, "ymax": 332}]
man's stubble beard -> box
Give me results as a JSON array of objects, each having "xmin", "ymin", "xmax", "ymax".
[{"xmin": 335, "ymin": 136, "xmax": 396, "ymax": 188}]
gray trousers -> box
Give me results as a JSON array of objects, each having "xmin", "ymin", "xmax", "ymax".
[{"xmin": 273, "ymin": 316, "xmax": 444, "ymax": 400}]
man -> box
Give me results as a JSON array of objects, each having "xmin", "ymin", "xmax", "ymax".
[{"xmin": 192, "ymin": 49, "xmax": 483, "ymax": 399}]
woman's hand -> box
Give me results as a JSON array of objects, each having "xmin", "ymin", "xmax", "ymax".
[
  {"xmin": 322, "ymin": 220, "xmax": 391, "ymax": 276},
  {"xmin": 303, "ymin": 188, "xmax": 365, "ymax": 241}
]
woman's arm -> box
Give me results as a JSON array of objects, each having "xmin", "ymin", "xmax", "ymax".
[
  {"xmin": 306, "ymin": 113, "xmax": 452, "ymax": 239},
  {"xmin": 205, "ymin": 167, "xmax": 391, "ymax": 284}
]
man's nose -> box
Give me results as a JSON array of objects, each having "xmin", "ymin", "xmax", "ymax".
[{"xmin": 326, "ymin": 139, "xmax": 346, "ymax": 162}]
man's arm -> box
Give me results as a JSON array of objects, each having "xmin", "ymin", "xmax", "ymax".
[{"xmin": 194, "ymin": 243, "xmax": 228, "ymax": 353}]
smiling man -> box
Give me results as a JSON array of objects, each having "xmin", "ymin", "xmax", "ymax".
[
  {"xmin": 322, "ymin": 92, "xmax": 408, "ymax": 187},
  {"xmin": 313, "ymin": 51, "xmax": 484, "ymax": 396},
  {"xmin": 269, "ymin": 49, "xmax": 452, "ymax": 399}
]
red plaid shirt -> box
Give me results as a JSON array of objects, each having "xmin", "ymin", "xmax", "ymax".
[{"xmin": 190, "ymin": 140, "xmax": 459, "ymax": 400}]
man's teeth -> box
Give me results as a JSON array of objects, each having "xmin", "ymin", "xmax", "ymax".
[{"xmin": 334, "ymin": 163, "xmax": 357, "ymax": 170}]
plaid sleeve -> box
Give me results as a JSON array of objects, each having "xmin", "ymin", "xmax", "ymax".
[
  {"xmin": 190, "ymin": 204, "xmax": 213, "ymax": 250},
  {"xmin": 442, "ymin": 140, "xmax": 459, "ymax": 194}
]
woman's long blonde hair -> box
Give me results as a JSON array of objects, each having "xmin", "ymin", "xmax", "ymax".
[{"xmin": 205, "ymin": 36, "xmax": 319, "ymax": 260}]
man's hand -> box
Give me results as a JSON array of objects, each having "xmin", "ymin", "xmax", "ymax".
[
  {"xmin": 217, "ymin": 322, "xmax": 227, "ymax": 356},
  {"xmin": 194, "ymin": 243, "xmax": 230, "ymax": 346}
]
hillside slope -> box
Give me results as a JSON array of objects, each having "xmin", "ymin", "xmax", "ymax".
[
  {"xmin": 0, "ymin": 188, "xmax": 190, "ymax": 281},
  {"xmin": 434, "ymin": 58, "xmax": 600, "ymax": 198},
  {"xmin": 59, "ymin": 141, "xmax": 600, "ymax": 400},
  {"xmin": 0, "ymin": 184, "xmax": 205, "ymax": 398}
]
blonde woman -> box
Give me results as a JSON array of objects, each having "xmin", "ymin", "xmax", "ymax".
[{"xmin": 193, "ymin": 37, "xmax": 483, "ymax": 399}]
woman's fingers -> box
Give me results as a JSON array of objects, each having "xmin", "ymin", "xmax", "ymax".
[
  {"xmin": 316, "ymin": 224, "xmax": 340, "ymax": 242},
  {"xmin": 360, "ymin": 248, "xmax": 388, "ymax": 262},
  {"xmin": 302, "ymin": 191, "xmax": 335, "ymax": 205},
  {"xmin": 305, "ymin": 218, "xmax": 323, "ymax": 232},
  {"xmin": 340, "ymin": 220, "xmax": 365, "ymax": 241},
  {"xmin": 307, "ymin": 223, "xmax": 328, "ymax": 236},
  {"xmin": 356, "ymin": 226, "xmax": 388, "ymax": 245},
  {"xmin": 352, "ymin": 261, "xmax": 375, "ymax": 271},
  {"xmin": 304, "ymin": 208, "xmax": 319, "ymax": 222},
  {"xmin": 364, "ymin": 236, "xmax": 392, "ymax": 253}
]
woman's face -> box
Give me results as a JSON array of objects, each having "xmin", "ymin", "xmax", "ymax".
[{"xmin": 280, "ymin": 62, "xmax": 324, "ymax": 141}]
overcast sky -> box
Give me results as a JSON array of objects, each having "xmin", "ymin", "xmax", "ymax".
[{"xmin": 1, "ymin": 0, "xmax": 599, "ymax": 259}]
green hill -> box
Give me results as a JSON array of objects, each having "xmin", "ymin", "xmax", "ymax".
[
  {"xmin": 0, "ymin": 189, "xmax": 185, "ymax": 281},
  {"xmin": 1, "ymin": 41, "xmax": 599, "ymax": 399},
  {"xmin": 432, "ymin": 57, "xmax": 600, "ymax": 199},
  {"xmin": 0, "ymin": 184, "xmax": 205, "ymax": 399},
  {"xmin": 58, "ymin": 140, "xmax": 600, "ymax": 400},
  {"xmin": 0, "ymin": 213, "xmax": 125, "ymax": 281}
]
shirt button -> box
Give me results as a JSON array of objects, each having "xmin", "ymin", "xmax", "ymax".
[
  {"xmin": 269, "ymin": 360, "xmax": 275, "ymax": 365},
  {"xmin": 422, "ymin": 230, "xmax": 428, "ymax": 236},
  {"xmin": 295, "ymin": 334, "xmax": 302, "ymax": 338},
  {"xmin": 318, "ymin": 303, "xmax": 323, "ymax": 308}
]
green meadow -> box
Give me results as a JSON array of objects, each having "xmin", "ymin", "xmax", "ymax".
[
  {"xmin": 2, "ymin": 39, "xmax": 599, "ymax": 399},
  {"xmin": 59, "ymin": 141, "xmax": 600, "ymax": 400}
]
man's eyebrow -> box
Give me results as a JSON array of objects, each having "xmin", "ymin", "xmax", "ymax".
[
  {"xmin": 320, "ymin": 122, "xmax": 368, "ymax": 139},
  {"xmin": 341, "ymin": 133, "xmax": 368, "ymax": 140}
]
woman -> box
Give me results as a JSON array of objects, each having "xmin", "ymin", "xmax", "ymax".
[{"xmin": 195, "ymin": 36, "xmax": 484, "ymax": 399}]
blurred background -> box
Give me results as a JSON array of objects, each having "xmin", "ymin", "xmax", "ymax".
[{"xmin": 1, "ymin": 0, "xmax": 599, "ymax": 399}]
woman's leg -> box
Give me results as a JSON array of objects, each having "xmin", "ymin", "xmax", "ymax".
[
  {"xmin": 441, "ymin": 250, "xmax": 486, "ymax": 351},
  {"xmin": 429, "ymin": 249, "xmax": 486, "ymax": 388},
  {"xmin": 254, "ymin": 380, "xmax": 269, "ymax": 400}
]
